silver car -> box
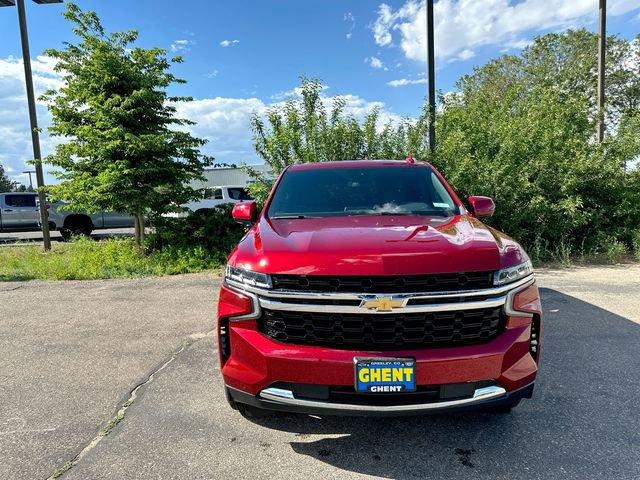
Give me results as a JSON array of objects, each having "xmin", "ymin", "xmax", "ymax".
[
  {"xmin": 45, "ymin": 201, "xmax": 135, "ymax": 240},
  {"xmin": 0, "ymin": 192, "xmax": 39, "ymax": 231}
]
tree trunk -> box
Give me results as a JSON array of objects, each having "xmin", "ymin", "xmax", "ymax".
[
  {"xmin": 134, "ymin": 214, "xmax": 145, "ymax": 248},
  {"xmin": 138, "ymin": 214, "xmax": 146, "ymax": 245}
]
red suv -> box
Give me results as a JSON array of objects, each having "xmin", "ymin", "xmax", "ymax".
[{"xmin": 217, "ymin": 160, "xmax": 542, "ymax": 416}]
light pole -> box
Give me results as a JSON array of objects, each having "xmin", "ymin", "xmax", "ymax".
[
  {"xmin": 597, "ymin": 0, "xmax": 606, "ymax": 143},
  {"xmin": 22, "ymin": 170, "xmax": 35, "ymax": 189},
  {"xmin": 425, "ymin": 0, "xmax": 436, "ymax": 154},
  {"xmin": 0, "ymin": 0, "xmax": 63, "ymax": 251}
]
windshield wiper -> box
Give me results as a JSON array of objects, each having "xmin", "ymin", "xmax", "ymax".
[{"xmin": 270, "ymin": 215, "xmax": 310, "ymax": 219}]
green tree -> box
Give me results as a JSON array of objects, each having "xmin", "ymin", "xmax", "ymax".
[
  {"xmin": 0, "ymin": 164, "xmax": 15, "ymax": 193},
  {"xmin": 435, "ymin": 29, "xmax": 640, "ymax": 258},
  {"xmin": 13, "ymin": 183, "xmax": 34, "ymax": 193},
  {"xmin": 42, "ymin": 3, "xmax": 210, "ymax": 245},
  {"xmin": 248, "ymin": 78, "xmax": 431, "ymax": 202}
]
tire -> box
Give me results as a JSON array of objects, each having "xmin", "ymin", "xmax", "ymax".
[{"xmin": 61, "ymin": 216, "xmax": 93, "ymax": 241}]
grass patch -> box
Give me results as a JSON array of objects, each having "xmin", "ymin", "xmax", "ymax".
[{"xmin": 0, "ymin": 237, "xmax": 222, "ymax": 281}]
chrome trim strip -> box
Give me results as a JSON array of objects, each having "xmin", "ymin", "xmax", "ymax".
[
  {"xmin": 258, "ymin": 295, "xmax": 507, "ymax": 314},
  {"xmin": 225, "ymin": 274, "xmax": 534, "ymax": 302},
  {"xmin": 259, "ymin": 385, "xmax": 507, "ymax": 412}
]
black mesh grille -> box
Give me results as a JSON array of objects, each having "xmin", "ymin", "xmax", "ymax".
[
  {"xmin": 271, "ymin": 271, "xmax": 495, "ymax": 293},
  {"xmin": 258, "ymin": 307, "xmax": 503, "ymax": 350}
]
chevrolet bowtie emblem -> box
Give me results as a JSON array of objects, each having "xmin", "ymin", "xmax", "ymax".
[{"xmin": 360, "ymin": 296, "xmax": 406, "ymax": 312}]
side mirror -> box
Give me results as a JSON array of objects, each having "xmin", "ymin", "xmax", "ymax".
[
  {"xmin": 232, "ymin": 201, "xmax": 258, "ymax": 224},
  {"xmin": 467, "ymin": 195, "xmax": 495, "ymax": 218}
]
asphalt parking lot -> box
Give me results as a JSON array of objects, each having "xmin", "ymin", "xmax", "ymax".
[{"xmin": 1, "ymin": 265, "xmax": 639, "ymax": 479}]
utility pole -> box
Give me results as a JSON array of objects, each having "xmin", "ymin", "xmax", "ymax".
[
  {"xmin": 597, "ymin": 0, "xmax": 606, "ymax": 143},
  {"xmin": 426, "ymin": 0, "xmax": 436, "ymax": 154},
  {"xmin": 1, "ymin": 0, "xmax": 62, "ymax": 250}
]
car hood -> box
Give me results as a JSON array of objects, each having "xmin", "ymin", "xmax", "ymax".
[{"xmin": 229, "ymin": 214, "xmax": 528, "ymax": 276}]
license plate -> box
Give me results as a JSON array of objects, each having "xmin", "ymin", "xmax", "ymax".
[{"xmin": 354, "ymin": 358, "xmax": 416, "ymax": 393}]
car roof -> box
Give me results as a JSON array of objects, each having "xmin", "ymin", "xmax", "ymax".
[{"xmin": 287, "ymin": 160, "xmax": 431, "ymax": 171}]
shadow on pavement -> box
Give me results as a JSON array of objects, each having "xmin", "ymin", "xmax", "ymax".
[{"xmin": 248, "ymin": 289, "xmax": 640, "ymax": 479}]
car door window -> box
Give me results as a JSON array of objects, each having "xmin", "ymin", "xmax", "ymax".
[
  {"xmin": 227, "ymin": 188, "xmax": 251, "ymax": 200},
  {"xmin": 213, "ymin": 189, "xmax": 223, "ymax": 200},
  {"xmin": 5, "ymin": 195, "xmax": 37, "ymax": 208}
]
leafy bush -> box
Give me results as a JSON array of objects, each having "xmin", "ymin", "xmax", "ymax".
[
  {"xmin": 435, "ymin": 30, "xmax": 640, "ymax": 258},
  {"xmin": 0, "ymin": 237, "xmax": 221, "ymax": 281},
  {"xmin": 604, "ymin": 239, "xmax": 627, "ymax": 264},
  {"xmin": 631, "ymin": 230, "xmax": 640, "ymax": 262},
  {"xmin": 147, "ymin": 204, "xmax": 246, "ymax": 262}
]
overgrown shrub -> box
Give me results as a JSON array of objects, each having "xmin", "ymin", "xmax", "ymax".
[
  {"xmin": 433, "ymin": 30, "xmax": 640, "ymax": 259},
  {"xmin": 632, "ymin": 230, "xmax": 640, "ymax": 262},
  {"xmin": 147, "ymin": 204, "xmax": 246, "ymax": 262},
  {"xmin": 604, "ymin": 239, "xmax": 627, "ymax": 264}
]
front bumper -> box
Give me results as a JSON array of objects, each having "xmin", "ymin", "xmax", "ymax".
[
  {"xmin": 227, "ymin": 383, "xmax": 534, "ymax": 416},
  {"xmin": 218, "ymin": 275, "xmax": 542, "ymax": 415}
]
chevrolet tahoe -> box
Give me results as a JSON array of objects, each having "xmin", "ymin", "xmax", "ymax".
[{"xmin": 217, "ymin": 159, "xmax": 542, "ymax": 416}]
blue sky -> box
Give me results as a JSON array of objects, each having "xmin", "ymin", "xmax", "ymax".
[{"xmin": 1, "ymin": 0, "xmax": 639, "ymax": 184}]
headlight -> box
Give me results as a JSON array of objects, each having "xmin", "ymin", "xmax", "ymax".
[
  {"xmin": 225, "ymin": 265, "xmax": 273, "ymax": 289},
  {"xmin": 494, "ymin": 260, "xmax": 533, "ymax": 285}
]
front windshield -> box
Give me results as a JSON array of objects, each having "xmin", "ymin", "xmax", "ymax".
[{"xmin": 267, "ymin": 165, "xmax": 458, "ymax": 219}]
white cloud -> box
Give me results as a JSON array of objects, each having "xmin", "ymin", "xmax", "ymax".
[
  {"xmin": 373, "ymin": 3, "xmax": 395, "ymax": 47},
  {"xmin": 365, "ymin": 56, "xmax": 386, "ymax": 69},
  {"xmin": 0, "ymin": 55, "xmax": 408, "ymax": 177},
  {"xmin": 205, "ymin": 70, "xmax": 219, "ymax": 78},
  {"xmin": 176, "ymin": 89, "xmax": 404, "ymax": 163},
  {"xmin": 219, "ymin": 39, "xmax": 240, "ymax": 48},
  {"xmin": 373, "ymin": 0, "xmax": 640, "ymax": 62},
  {"xmin": 457, "ymin": 49, "xmax": 475, "ymax": 61},
  {"xmin": 387, "ymin": 77, "xmax": 427, "ymax": 87},
  {"xmin": 170, "ymin": 39, "xmax": 195, "ymax": 52},
  {"xmin": 344, "ymin": 11, "xmax": 356, "ymax": 39},
  {"xmin": 0, "ymin": 55, "xmax": 62, "ymax": 183}
]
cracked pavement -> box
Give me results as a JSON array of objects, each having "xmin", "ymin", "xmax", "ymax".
[{"xmin": 1, "ymin": 265, "xmax": 639, "ymax": 479}]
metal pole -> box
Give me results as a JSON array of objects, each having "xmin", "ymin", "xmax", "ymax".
[
  {"xmin": 426, "ymin": 0, "xmax": 436, "ymax": 153},
  {"xmin": 22, "ymin": 170, "xmax": 34, "ymax": 189},
  {"xmin": 16, "ymin": 0, "xmax": 51, "ymax": 250},
  {"xmin": 597, "ymin": 0, "xmax": 606, "ymax": 143}
]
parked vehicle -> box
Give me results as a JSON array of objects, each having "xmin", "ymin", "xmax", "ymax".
[
  {"xmin": 0, "ymin": 192, "xmax": 39, "ymax": 231},
  {"xmin": 217, "ymin": 159, "xmax": 542, "ymax": 417},
  {"xmin": 165, "ymin": 186, "xmax": 251, "ymax": 218},
  {"xmin": 44, "ymin": 201, "xmax": 135, "ymax": 241}
]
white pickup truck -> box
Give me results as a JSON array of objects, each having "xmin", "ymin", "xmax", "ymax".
[{"xmin": 165, "ymin": 185, "xmax": 251, "ymax": 218}]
